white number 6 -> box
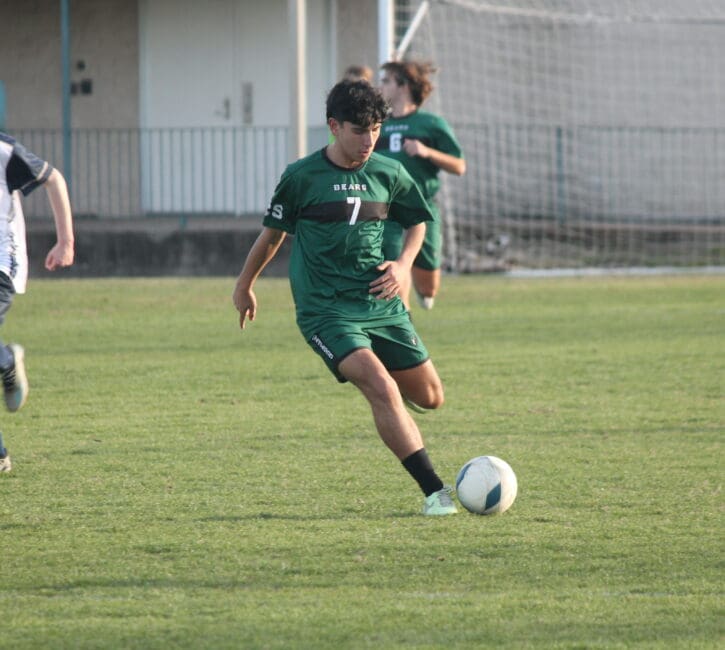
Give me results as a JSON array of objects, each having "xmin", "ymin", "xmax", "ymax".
[
  {"xmin": 347, "ymin": 196, "xmax": 361, "ymax": 225},
  {"xmin": 390, "ymin": 132, "xmax": 402, "ymax": 152}
]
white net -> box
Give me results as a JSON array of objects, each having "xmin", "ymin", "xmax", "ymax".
[{"xmin": 396, "ymin": 0, "xmax": 725, "ymax": 270}]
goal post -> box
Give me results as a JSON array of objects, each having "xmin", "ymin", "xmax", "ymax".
[{"xmin": 394, "ymin": 0, "xmax": 725, "ymax": 270}]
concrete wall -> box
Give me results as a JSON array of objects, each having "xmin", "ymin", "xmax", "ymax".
[
  {"xmin": 0, "ymin": 0, "xmax": 139, "ymax": 129},
  {"xmin": 27, "ymin": 217, "xmax": 291, "ymax": 279},
  {"xmin": 1, "ymin": 0, "xmax": 377, "ymax": 130},
  {"xmin": 336, "ymin": 0, "xmax": 380, "ymax": 80}
]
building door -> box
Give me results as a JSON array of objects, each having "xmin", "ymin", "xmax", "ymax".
[{"xmin": 139, "ymin": 0, "xmax": 333, "ymax": 215}]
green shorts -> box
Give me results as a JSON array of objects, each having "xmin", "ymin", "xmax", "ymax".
[
  {"xmin": 382, "ymin": 217, "xmax": 442, "ymax": 271},
  {"xmin": 307, "ymin": 318, "xmax": 430, "ymax": 383}
]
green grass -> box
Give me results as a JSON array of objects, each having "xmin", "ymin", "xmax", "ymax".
[{"xmin": 1, "ymin": 275, "xmax": 722, "ymax": 649}]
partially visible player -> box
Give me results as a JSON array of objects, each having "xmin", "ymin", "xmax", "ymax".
[
  {"xmin": 233, "ymin": 80, "xmax": 457, "ymax": 515},
  {"xmin": 342, "ymin": 64, "xmax": 374, "ymax": 84},
  {"xmin": 0, "ymin": 132, "xmax": 75, "ymax": 472},
  {"xmin": 377, "ymin": 60, "xmax": 466, "ymax": 310}
]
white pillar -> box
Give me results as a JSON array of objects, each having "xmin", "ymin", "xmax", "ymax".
[
  {"xmin": 289, "ymin": 0, "xmax": 307, "ymax": 161},
  {"xmin": 378, "ymin": 0, "xmax": 394, "ymax": 65}
]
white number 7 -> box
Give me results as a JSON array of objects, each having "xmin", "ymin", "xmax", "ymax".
[{"xmin": 347, "ymin": 196, "xmax": 361, "ymax": 225}]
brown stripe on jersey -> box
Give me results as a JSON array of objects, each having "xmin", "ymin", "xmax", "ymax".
[{"xmin": 299, "ymin": 201, "xmax": 389, "ymax": 223}]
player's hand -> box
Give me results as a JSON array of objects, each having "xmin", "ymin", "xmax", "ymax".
[
  {"xmin": 402, "ymin": 138, "xmax": 430, "ymax": 159},
  {"xmin": 45, "ymin": 241, "xmax": 74, "ymax": 271},
  {"xmin": 370, "ymin": 260, "xmax": 404, "ymax": 300},
  {"xmin": 233, "ymin": 283, "xmax": 257, "ymax": 330}
]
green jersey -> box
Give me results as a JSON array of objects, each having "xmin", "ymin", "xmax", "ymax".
[
  {"xmin": 262, "ymin": 148, "xmax": 434, "ymax": 337},
  {"xmin": 374, "ymin": 109, "xmax": 463, "ymax": 203}
]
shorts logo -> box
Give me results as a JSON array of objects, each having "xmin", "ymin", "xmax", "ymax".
[
  {"xmin": 410, "ymin": 336, "xmax": 418, "ymax": 346},
  {"xmin": 311, "ymin": 334, "xmax": 335, "ymax": 360}
]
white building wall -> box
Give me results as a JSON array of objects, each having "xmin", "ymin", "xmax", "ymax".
[
  {"xmin": 138, "ymin": 0, "xmax": 336, "ymax": 213},
  {"xmin": 139, "ymin": 0, "xmax": 334, "ymax": 130}
]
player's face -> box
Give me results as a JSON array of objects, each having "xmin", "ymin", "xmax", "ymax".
[
  {"xmin": 379, "ymin": 73, "xmax": 403, "ymax": 103},
  {"xmin": 330, "ymin": 119, "xmax": 381, "ymax": 167}
]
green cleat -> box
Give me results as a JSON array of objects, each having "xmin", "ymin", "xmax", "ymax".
[
  {"xmin": 3, "ymin": 344, "xmax": 28, "ymax": 412},
  {"xmin": 423, "ymin": 486, "xmax": 458, "ymax": 516},
  {"xmin": 403, "ymin": 396, "xmax": 429, "ymax": 414}
]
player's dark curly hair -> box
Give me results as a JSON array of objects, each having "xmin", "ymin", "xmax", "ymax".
[
  {"xmin": 326, "ymin": 79, "xmax": 389, "ymax": 127},
  {"xmin": 380, "ymin": 60, "xmax": 436, "ymax": 106}
]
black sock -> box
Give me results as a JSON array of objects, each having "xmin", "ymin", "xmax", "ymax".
[{"xmin": 402, "ymin": 448, "xmax": 444, "ymax": 497}]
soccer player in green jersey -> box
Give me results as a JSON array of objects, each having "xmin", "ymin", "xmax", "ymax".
[
  {"xmin": 377, "ymin": 60, "xmax": 466, "ymax": 310},
  {"xmin": 232, "ymin": 80, "xmax": 457, "ymax": 516}
]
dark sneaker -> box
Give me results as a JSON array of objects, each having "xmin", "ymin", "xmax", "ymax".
[{"xmin": 3, "ymin": 344, "xmax": 28, "ymax": 412}]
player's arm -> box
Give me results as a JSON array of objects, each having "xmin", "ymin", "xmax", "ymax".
[
  {"xmin": 402, "ymin": 139, "xmax": 466, "ymax": 175},
  {"xmin": 233, "ymin": 226, "xmax": 286, "ymax": 329},
  {"xmin": 398, "ymin": 222, "xmax": 426, "ymax": 267},
  {"xmin": 43, "ymin": 168, "xmax": 75, "ymax": 270},
  {"xmin": 370, "ymin": 222, "xmax": 426, "ymax": 300}
]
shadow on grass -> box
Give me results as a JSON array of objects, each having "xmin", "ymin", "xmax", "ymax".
[{"xmin": 198, "ymin": 511, "xmax": 420, "ymax": 523}]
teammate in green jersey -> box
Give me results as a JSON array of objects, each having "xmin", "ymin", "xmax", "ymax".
[
  {"xmin": 233, "ymin": 80, "xmax": 457, "ymax": 516},
  {"xmin": 377, "ymin": 60, "xmax": 466, "ymax": 310}
]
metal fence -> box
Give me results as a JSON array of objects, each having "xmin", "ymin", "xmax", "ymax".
[
  {"xmin": 11, "ymin": 126, "xmax": 329, "ymax": 219},
  {"xmin": 13, "ymin": 124, "xmax": 725, "ymax": 268},
  {"xmin": 444, "ymin": 122, "xmax": 725, "ymax": 269}
]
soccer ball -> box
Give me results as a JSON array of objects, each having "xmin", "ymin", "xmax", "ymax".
[{"xmin": 455, "ymin": 455, "xmax": 518, "ymax": 515}]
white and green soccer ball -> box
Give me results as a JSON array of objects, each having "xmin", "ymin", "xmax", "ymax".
[{"xmin": 455, "ymin": 455, "xmax": 518, "ymax": 515}]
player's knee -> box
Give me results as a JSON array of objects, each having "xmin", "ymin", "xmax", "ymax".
[
  {"xmin": 360, "ymin": 372, "xmax": 401, "ymax": 407},
  {"xmin": 411, "ymin": 382, "xmax": 444, "ymax": 410},
  {"xmin": 422, "ymin": 385, "xmax": 445, "ymax": 410}
]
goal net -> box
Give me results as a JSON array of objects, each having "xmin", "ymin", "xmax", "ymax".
[{"xmin": 395, "ymin": 0, "xmax": 725, "ymax": 270}]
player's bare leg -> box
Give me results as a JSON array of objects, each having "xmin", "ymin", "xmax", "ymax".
[
  {"xmin": 339, "ymin": 348, "xmax": 423, "ymax": 459},
  {"xmin": 390, "ymin": 360, "xmax": 444, "ymax": 412},
  {"xmin": 339, "ymin": 348, "xmax": 456, "ymax": 515},
  {"xmin": 412, "ymin": 267, "xmax": 440, "ymax": 310}
]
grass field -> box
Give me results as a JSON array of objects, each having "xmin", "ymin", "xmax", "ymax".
[{"xmin": 0, "ymin": 274, "xmax": 722, "ymax": 649}]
